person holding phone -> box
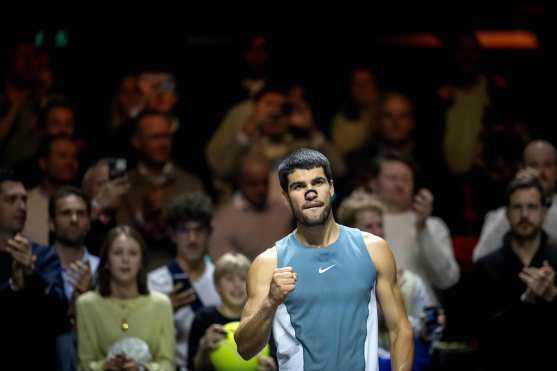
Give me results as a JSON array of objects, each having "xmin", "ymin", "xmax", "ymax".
[
  {"xmin": 82, "ymin": 158, "xmax": 130, "ymax": 256},
  {"xmin": 148, "ymin": 192, "xmax": 221, "ymax": 371}
]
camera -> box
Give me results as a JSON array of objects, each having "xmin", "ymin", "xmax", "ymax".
[
  {"xmin": 107, "ymin": 158, "xmax": 127, "ymax": 180},
  {"xmin": 424, "ymin": 306, "xmax": 443, "ymax": 341}
]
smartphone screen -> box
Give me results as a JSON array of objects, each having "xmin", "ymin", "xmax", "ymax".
[
  {"xmin": 172, "ymin": 272, "xmax": 203, "ymax": 311},
  {"xmin": 108, "ymin": 158, "xmax": 127, "ymax": 179}
]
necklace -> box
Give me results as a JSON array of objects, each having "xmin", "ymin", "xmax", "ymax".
[
  {"xmin": 121, "ymin": 317, "xmax": 129, "ymax": 332},
  {"xmin": 113, "ymin": 299, "xmax": 133, "ymax": 332}
]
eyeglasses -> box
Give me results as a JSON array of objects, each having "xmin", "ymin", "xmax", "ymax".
[{"xmin": 175, "ymin": 224, "xmax": 208, "ymax": 235}]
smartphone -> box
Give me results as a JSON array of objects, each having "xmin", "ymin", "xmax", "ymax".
[
  {"xmin": 424, "ymin": 306, "xmax": 442, "ymax": 341},
  {"xmin": 108, "ymin": 158, "xmax": 127, "ymax": 180},
  {"xmin": 172, "ymin": 272, "xmax": 203, "ymax": 311}
]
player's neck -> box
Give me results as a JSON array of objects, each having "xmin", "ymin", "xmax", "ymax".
[{"xmin": 296, "ymin": 216, "xmax": 339, "ymax": 247}]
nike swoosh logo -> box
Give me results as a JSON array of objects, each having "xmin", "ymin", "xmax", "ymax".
[{"xmin": 318, "ymin": 264, "xmax": 336, "ymax": 274}]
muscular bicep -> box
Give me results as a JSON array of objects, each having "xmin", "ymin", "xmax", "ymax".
[
  {"xmin": 365, "ymin": 234, "xmax": 410, "ymax": 334},
  {"xmin": 240, "ymin": 248, "xmax": 277, "ymax": 320}
]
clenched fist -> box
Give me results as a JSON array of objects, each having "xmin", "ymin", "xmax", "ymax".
[{"xmin": 268, "ymin": 267, "xmax": 297, "ymax": 307}]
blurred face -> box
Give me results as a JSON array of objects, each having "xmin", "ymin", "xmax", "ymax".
[
  {"xmin": 371, "ymin": 160, "xmax": 414, "ymax": 211},
  {"xmin": 524, "ymin": 143, "xmax": 557, "ymax": 195},
  {"xmin": 351, "ymin": 69, "xmax": 378, "ymax": 108},
  {"xmin": 354, "ymin": 209, "xmax": 384, "ymax": 238},
  {"xmin": 284, "ymin": 167, "xmax": 334, "ymax": 227},
  {"xmin": 10, "ymin": 42, "xmax": 37, "ymax": 84},
  {"xmin": 45, "ymin": 106, "xmax": 75, "ymax": 137},
  {"xmin": 147, "ymin": 90, "xmax": 177, "ymax": 113},
  {"xmin": 117, "ymin": 76, "xmax": 141, "ymax": 116},
  {"xmin": 259, "ymin": 92, "xmax": 289, "ymax": 138},
  {"xmin": 380, "ymin": 95, "xmax": 414, "ymax": 144},
  {"xmin": 134, "ymin": 115, "xmax": 173, "ymax": 166},
  {"xmin": 288, "ymin": 99, "xmax": 314, "ymax": 131},
  {"xmin": 0, "ymin": 181, "xmax": 27, "ymax": 236},
  {"xmin": 173, "ymin": 221, "xmax": 210, "ymax": 264},
  {"xmin": 42, "ymin": 139, "xmax": 79, "ymax": 184},
  {"xmin": 239, "ymin": 161, "xmax": 270, "ymax": 210},
  {"xmin": 108, "ymin": 235, "xmax": 143, "ymax": 287},
  {"xmin": 89, "ymin": 164, "xmax": 109, "ymax": 199},
  {"xmin": 52, "ymin": 195, "xmax": 90, "ymax": 247},
  {"xmin": 507, "ymin": 187, "xmax": 546, "ymax": 241},
  {"xmin": 244, "ymin": 36, "xmax": 269, "ymax": 69},
  {"xmin": 218, "ymin": 270, "xmax": 248, "ymax": 310}
]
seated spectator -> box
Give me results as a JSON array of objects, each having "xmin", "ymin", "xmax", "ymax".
[
  {"xmin": 148, "ymin": 192, "xmax": 221, "ymax": 370},
  {"xmin": 331, "ymin": 67, "xmax": 381, "ymax": 157},
  {"xmin": 367, "ymin": 152, "xmax": 460, "ymax": 302},
  {"xmin": 474, "ymin": 139, "xmax": 557, "ymax": 261},
  {"xmin": 210, "ymin": 154, "xmax": 292, "ymax": 262},
  {"xmin": 344, "ymin": 92, "xmax": 442, "ymax": 192},
  {"xmin": 0, "ymin": 40, "xmax": 42, "ymax": 169},
  {"xmin": 337, "ymin": 192, "xmax": 441, "ymax": 371},
  {"xmin": 47, "ymin": 186, "xmax": 100, "ymax": 371},
  {"xmin": 472, "ymin": 177, "xmax": 556, "ymax": 370},
  {"xmin": 82, "ymin": 158, "xmax": 130, "ymax": 256},
  {"xmin": 206, "ymin": 82, "xmax": 345, "ymax": 183},
  {"xmin": 76, "ymin": 225, "xmax": 175, "ymax": 371},
  {"xmin": 188, "ymin": 252, "xmax": 276, "ymax": 371},
  {"xmin": 22, "ymin": 135, "xmax": 80, "ymax": 245},
  {"xmin": 117, "ymin": 110, "xmax": 204, "ymax": 267},
  {"xmin": 0, "ymin": 169, "xmax": 66, "ymax": 371}
]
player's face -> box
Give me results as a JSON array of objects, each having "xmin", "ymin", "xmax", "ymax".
[{"xmin": 284, "ymin": 167, "xmax": 334, "ymax": 227}]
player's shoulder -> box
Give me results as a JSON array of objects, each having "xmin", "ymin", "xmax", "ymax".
[
  {"xmin": 359, "ymin": 231, "xmax": 394, "ymax": 267},
  {"xmin": 360, "ymin": 231, "xmax": 389, "ymax": 250},
  {"xmin": 251, "ymin": 246, "xmax": 278, "ymax": 270}
]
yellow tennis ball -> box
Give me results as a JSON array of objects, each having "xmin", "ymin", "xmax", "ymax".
[{"xmin": 209, "ymin": 321, "xmax": 269, "ymax": 371}]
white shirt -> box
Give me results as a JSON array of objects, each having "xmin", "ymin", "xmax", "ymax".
[
  {"xmin": 473, "ymin": 194, "xmax": 557, "ymax": 262},
  {"xmin": 60, "ymin": 249, "xmax": 100, "ymax": 302},
  {"xmin": 22, "ymin": 187, "xmax": 49, "ymax": 245},
  {"xmin": 148, "ymin": 260, "xmax": 221, "ymax": 370},
  {"xmin": 383, "ymin": 211, "xmax": 460, "ymax": 302}
]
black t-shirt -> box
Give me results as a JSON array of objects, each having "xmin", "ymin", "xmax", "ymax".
[
  {"xmin": 187, "ymin": 306, "xmax": 277, "ymax": 370},
  {"xmin": 187, "ymin": 306, "xmax": 239, "ymax": 371}
]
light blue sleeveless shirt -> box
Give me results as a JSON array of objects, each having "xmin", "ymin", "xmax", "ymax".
[{"xmin": 272, "ymin": 225, "xmax": 378, "ymax": 371}]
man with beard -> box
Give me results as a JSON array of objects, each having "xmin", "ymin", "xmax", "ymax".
[
  {"xmin": 148, "ymin": 192, "xmax": 221, "ymax": 371},
  {"xmin": 48, "ymin": 186, "xmax": 99, "ymax": 371},
  {"xmin": 0, "ymin": 170, "xmax": 65, "ymax": 371},
  {"xmin": 473, "ymin": 177, "xmax": 557, "ymax": 370},
  {"xmin": 235, "ymin": 149, "xmax": 413, "ymax": 371}
]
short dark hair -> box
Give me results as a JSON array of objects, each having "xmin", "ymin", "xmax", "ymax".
[
  {"xmin": 505, "ymin": 177, "xmax": 547, "ymax": 208},
  {"xmin": 369, "ymin": 151, "xmax": 416, "ymax": 179},
  {"xmin": 133, "ymin": 110, "xmax": 175, "ymax": 136},
  {"xmin": 96, "ymin": 225, "xmax": 149, "ymax": 297},
  {"xmin": 37, "ymin": 97, "xmax": 74, "ymax": 130},
  {"xmin": 166, "ymin": 192, "xmax": 214, "ymax": 230},
  {"xmin": 0, "ymin": 169, "xmax": 22, "ymax": 189},
  {"xmin": 278, "ymin": 148, "xmax": 333, "ymax": 192},
  {"xmin": 37, "ymin": 135, "xmax": 76, "ymax": 160},
  {"xmin": 48, "ymin": 185, "xmax": 91, "ymax": 219}
]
